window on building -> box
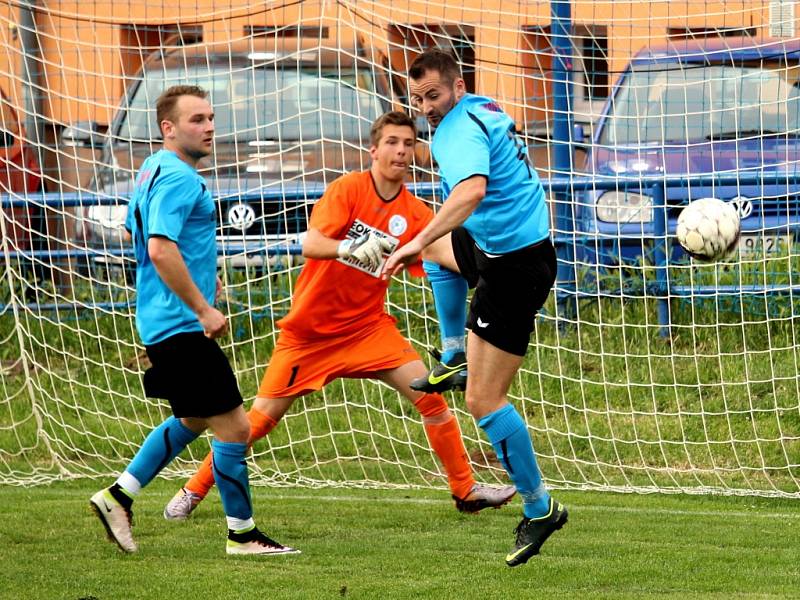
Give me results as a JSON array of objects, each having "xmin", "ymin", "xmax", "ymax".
[
  {"xmin": 573, "ymin": 25, "xmax": 609, "ymax": 103},
  {"xmin": 119, "ymin": 24, "xmax": 203, "ymax": 78},
  {"xmin": 522, "ymin": 24, "xmax": 608, "ymax": 129},
  {"xmin": 667, "ymin": 26, "xmax": 758, "ymax": 40},
  {"xmin": 387, "ymin": 24, "xmax": 477, "ymax": 93},
  {"xmin": 244, "ymin": 25, "xmax": 330, "ymax": 39}
]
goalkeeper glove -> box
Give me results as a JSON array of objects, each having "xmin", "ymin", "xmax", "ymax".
[{"xmin": 337, "ymin": 232, "xmax": 394, "ymax": 269}]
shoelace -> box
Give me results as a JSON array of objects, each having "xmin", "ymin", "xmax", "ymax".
[
  {"xmin": 513, "ymin": 518, "xmax": 531, "ymax": 541},
  {"xmin": 173, "ymin": 489, "xmax": 199, "ymax": 512},
  {"xmin": 426, "ymin": 347, "xmax": 443, "ymax": 362},
  {"xmin": 254, "ymin": 532, "xmax": 284, "ymax": 549}
]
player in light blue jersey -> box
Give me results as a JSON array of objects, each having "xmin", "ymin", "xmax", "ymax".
[
  {"xmin": 126, "ymin": 149, "xmax": 218, "ymax": 345},
  {"xmin": 385, "ymin": 48, "xmax": 566, "ymax": 566},
  {"xmin": 431, "ymin": 94, "xmax": 550, "ymax": 253},
  {"xmin": 90, "ymin": 85, "xmax": 297, "ymax": 557}
]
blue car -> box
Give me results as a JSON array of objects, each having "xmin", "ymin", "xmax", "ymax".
[{"xmin": 576, "ymin": 37, "xmax": 800, "ymax": 267}]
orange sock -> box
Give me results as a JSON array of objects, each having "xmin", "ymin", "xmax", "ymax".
[
  {"xmin": 185, "ymin": 407, "xmax": 279, "ymax": 498},
  {"xmin": 414, "ymin": 393, "xmax": 475, "ymax": 499},
  {"xmin": 247, "ymin": 407, "xmax": 279, "ymax": 441}
]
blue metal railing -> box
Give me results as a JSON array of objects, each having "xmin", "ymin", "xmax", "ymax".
[{"xmin": 3, "ymin": 173, "xmax": 800, "ymax": 335}]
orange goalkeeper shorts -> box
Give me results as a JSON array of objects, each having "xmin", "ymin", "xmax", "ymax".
[{"xmin": 257, "ymin": 315, "xmax": 421, "ymax": 398}]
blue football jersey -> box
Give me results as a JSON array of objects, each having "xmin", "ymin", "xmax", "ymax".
[
  {"xmin": 432, "ymin": 94, "xmax": 549, "ymax": 253},
  {"xmin": 125, "ymin": 150, "xmax": 217, "ymax": 345}
]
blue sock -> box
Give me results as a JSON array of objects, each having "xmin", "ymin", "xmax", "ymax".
[
  {"xmin": 212, "ymin": 439, "xmax": 253, "ymax": 521},
  {"xmin": 424, "ymin": 260, "xmax": 467, "ymax": 364},
  {"xmin": 478, "ymin": 404, "xmax": 551, "ymax": 518},
  {"xmin": 126, "ymin": 416, "xmax": 198, "ymax": 488}
]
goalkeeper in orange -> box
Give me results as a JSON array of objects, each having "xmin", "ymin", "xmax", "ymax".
[{"xmin": 164, "ymin": 111, "xmax": 515, "ymax": 520}]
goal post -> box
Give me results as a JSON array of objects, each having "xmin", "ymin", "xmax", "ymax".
[{"xmin": 1, "ymin": 1, "xmax": 799, "ymax": 498}]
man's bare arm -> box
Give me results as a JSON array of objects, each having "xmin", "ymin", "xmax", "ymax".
[{"xmin": 148, "ymin": 236, "xmax": 227, "ymax": 338}]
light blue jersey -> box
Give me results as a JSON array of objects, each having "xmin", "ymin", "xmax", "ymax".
[
  {"xmin": 432, "ymin": 93, "xmax": 549, "ymax": 253},
  {"xmin": 125, "ymin": 150, "xmax": 217, "ymax": 345}
]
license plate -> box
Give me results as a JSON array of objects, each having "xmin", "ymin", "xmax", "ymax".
[{"xmin": 738, "ymin": 234, "xmax": 791, "ymax": 255}]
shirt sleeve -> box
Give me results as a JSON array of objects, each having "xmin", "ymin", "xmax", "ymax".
[
  {"xmin": 124, "ymin": 200, "xmax": 134, "ymax": 233},
  {"xmin": 436, "ymin": 111, "xmax": 491, "ymax": 191},
  {"xmin": 146, "ymin": 170, "xmax": 199, "ymax": 242},
  {"xmin": 308, "ymin": 176, "xmax": 353, "ymax": 239}
]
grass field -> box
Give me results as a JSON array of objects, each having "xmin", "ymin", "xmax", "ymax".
[
  {"xmin": 4, "ymin": 280, "xmax": 800, "ymax": 494},
  {"xmin": 2, "ymin": 479, "xmax": 799, "ymax": 599},
  {"xmin": 3, "ymin": 260, "xmax": 800, "ymax": 598}
]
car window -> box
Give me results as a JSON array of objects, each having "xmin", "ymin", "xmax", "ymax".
[
  {"xmin": 118, "ymin": 65, "xmax": 384, "ymax": 143},
  {"xmin": 601, "ymin": 61, "xmax": 800, "ymax": 145}
]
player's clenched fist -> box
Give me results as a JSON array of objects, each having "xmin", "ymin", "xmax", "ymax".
[
  {"xmin": 198, "ymin": 306, "xmax": 228, "ymax": 339},
  {"xmin": 337, "ymin": 232, "xmax": 394, "ymax": 269}
]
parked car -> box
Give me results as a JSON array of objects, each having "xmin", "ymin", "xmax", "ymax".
[
  {"xmin": 0, "ymin": 88, "xmax": 42, "ymax": 251},
  {"xmin": 575, "ymin": 37, "xmax": 800, "ymax": 267},
  {"xmin": 63, "ymin": 34, "xmax": 412, "ymax": 266}
]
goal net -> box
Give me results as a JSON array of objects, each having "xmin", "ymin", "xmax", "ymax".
[{"xmin": 1, "ymin": 0, "xmax": 799, "ymax": 497}]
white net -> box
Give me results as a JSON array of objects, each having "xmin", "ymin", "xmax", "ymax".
[{"xmin": 1, "ymin": 1, "xmax": 799, "ymax": 497}]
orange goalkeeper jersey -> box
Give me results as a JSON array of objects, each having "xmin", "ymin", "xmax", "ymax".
[{"xmin": 277, "ymin": 171, "xmax": 432, "ymax": 340}]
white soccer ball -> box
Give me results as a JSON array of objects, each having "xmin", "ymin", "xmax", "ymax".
[{"xmin": 676, "ymin": 198, "xmax": 741, "ymax": 262}]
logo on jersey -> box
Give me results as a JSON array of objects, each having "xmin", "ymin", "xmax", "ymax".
[
  {"xmin": 227, "ymin": 203, "xmax": 257, "ymax": 231},
  {"xmin": 338, "ymin": 219, "xmax": 398, "ymax": 278},
  {"xmin": 481, "ymin": 101, "xmax": 503, "ymax": 113},
  {"xmin": 388, "ymin": 215, "xmax": 408, "ymax": 236}
]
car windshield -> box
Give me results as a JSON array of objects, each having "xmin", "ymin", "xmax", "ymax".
[
  {"xmin": 118, "ymin": 64, "xmax": 385, "ymax": 142},
  {"xmin": 600, "ymin": 61, "xmax": 800, "ymax": 145}
]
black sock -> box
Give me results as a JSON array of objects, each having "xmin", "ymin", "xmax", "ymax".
[
  {"xmin": 109, "ymin": 483, "xmax": 133, "ymax": 511},
  {"xmin": 227, "ymin": 527, "xmax": 259, "ymax": 542}
]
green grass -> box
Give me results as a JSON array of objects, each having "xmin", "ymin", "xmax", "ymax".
[
  {"xmin": 2, "ymin": 479, "xmax": 799, "ymax": 599},
  {"xmin": 2, "ymin": 261, "xmax": 800, "ymax": 494},
  {"xmin": 3, "ymin": 255, "xmax": 800, "ymax": 596}
]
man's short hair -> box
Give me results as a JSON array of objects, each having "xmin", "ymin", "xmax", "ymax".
[
  {"xmin": 408, "ymin": 48, "xmax": 461, "ymax": 84},
  {"xmin": 156, "ymin": 85, "xmax": 209, "ymax": 131},
  {"xmin": 370, "ymin": 111, "xmax": 417, "ymax": 146}
]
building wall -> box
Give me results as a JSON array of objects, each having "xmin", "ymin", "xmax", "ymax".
[{"xmin": 0, "ymin": 1, "xmax": 784, "ymax": 128}]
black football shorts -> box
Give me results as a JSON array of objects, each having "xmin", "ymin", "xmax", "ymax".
[
  {"xmin": 452, "ymin": 227, "xmax": 556, "ymax": 356},
  {"xmin": 143, "ymin": 331, "xmax": 243, "ymax": 418}
]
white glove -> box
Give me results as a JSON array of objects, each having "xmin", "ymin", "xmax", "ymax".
[{"xmin": 337, "ymin": 232, "xmax": 394, "ymax": 269}]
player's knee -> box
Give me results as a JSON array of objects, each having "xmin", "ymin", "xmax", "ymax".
[
  {"xmin": 464, "ymin": 392, "xmax": 490, "ymax": 420},
  {"xmin": 464, "ymin": 392, "xmax": 507, "ymax": 420},
  {"xmin": 422, "ymin": 234, "xmax": 457, "ymax": 270},
  {"xmin": 421, "ymin": 259, "xmax": 440, "ymax": 276},
  {"xmin": 414, "ymin": 393, "xmax": 449, "ymax": 418},
  {"xmin": 221, "ymin": 413, "xmax": 251, "ymax": 443},
  {"xmin": 179, "ymin": 416, "xmax": 206, "ymax": 435},
  {"xmin": 228, "ymin": 423, "xmax": 250, "ymax": 443},
  {"xmin": 423, "ymin": 259, "xmax": 459, "ymax": 282}
]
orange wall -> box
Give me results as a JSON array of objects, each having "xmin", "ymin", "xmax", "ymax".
[
  {"xmin": 0, "ymin": 1, "xmax": 784, "ymax": 127},
  {"xmin": 0, "ymin": 4, "xmax": 23, "ymax": 119}
]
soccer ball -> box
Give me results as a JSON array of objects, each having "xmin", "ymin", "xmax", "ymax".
[{"xmin": 676, "ymin": 198, "xmax": 741, "ymax": 262}]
